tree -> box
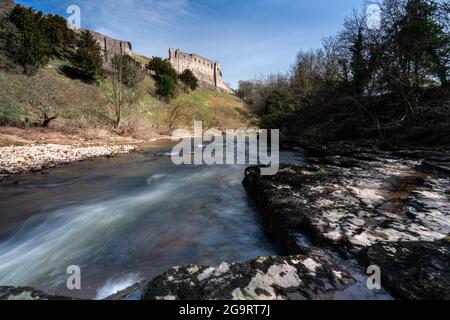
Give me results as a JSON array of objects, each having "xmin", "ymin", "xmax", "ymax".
[
  {"xmin": 146, "ymin": 57, "xmax": 179, "ymax": 99},
  {"xmin": 156, "ymin": 74, "xmax": 178, "ymax": 99},
  {"xmin": 70, "ymin": 30, "xmax": 103, "ymax": 82},
  {"xmin": 146, "ymin": 57, "xmax": 170, "ymax": 79},
  {"xmin": 108, "ymin": 54, "xmax": 145, "ymax": 128},
  {"xmin": 6, "ymin": 6, "xmax": 50, "ymax": 74},
  {"xmin": 20, "ymin": 73, "xmax": 65, "ymax": 127},
  {"xmin": 380, "ymin": 0, "xmax": 449, "ymax": 112},
  {"xmin": 165, "ymin": 101, "xmax": 188, "ymax": 131},
  {"xmin": 237, "ymin": 80, "xmax": 259, "ymax": 103},
  {"xmin": 119, "ymin": 55, "xmax": 145, "ymax": 88},
  {"xmin": 179, "ymin": 69, "xmax": 198, "ymax": 91},
  {"xmin": 41, "ymin": 14, "xmax": 76, "ymax": 58}
]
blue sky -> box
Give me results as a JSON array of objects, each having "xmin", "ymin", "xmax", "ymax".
[{"xmin": 17, "ymin": 0, "xmax": 366, "ymax": 88}]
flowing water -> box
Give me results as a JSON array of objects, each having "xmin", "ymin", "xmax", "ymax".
[{"xmin": 0, "ymin": 141, "xmax": 298, "ymax": 299}]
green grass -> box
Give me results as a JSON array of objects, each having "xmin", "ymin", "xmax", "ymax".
[{"xmin": 0, "ymin": 58, "xmax": 247, "ymax": 133}]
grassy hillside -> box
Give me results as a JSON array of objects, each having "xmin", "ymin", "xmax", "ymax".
[{"xmin": 0, "ymin": 58, "xmax": 247, "ymax": 142}]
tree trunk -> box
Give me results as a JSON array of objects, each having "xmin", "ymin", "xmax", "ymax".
[{"xmin": 42, "ymin": 115, "xmax": 57, "ymax": 128}]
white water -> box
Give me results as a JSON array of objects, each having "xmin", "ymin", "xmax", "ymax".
[{"xmin": 0, "ymin": 142, "xmax": 283, "ymax": 298}]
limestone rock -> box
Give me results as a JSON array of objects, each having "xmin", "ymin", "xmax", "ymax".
[
  {"xmin": 359, "ymin": 240, "xmax": 450, "ymax": 300},
  {"xmin": 142, "ymin": 252, "xmax": 356, "ymax": 300},
  {"xmin": 0, "ymin": 286, "xmax": 73, "ymax": 300},
  {"xmin": 243, "ymin": 153, "xmax": 450, "ymax": 300},
  {"xmin": 243, "ymin": 157, "xmax": 450, "ymax": 257}
]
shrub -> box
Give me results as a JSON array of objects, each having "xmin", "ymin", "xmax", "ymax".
[
  {"xmin": 70, "ymin": 30, "xmax": 103, "ymax": 82},
  {"xmin": 179, "ymin": 69, "xmax": 198, "ymax": 91},
  {"xmin": 6, "ymin": 6, "xmax": 50, "ymax": 74},
  {"xmin": 156, "ymin": 74, "xmax": 178, "ymax": 99},
  {"xmin": 146, "ymin": 57, "xmax": 179, "ymax": 99}
]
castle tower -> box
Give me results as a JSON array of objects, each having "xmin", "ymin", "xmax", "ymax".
[{"xmin": 214, "ymin": 62, "xmax": 221, "ymax": 87}]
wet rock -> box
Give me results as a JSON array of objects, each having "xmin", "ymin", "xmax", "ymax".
[
  {"xmin": 104, "ymin": 282, "xmax": 145, "ymax": 300},
  {"xmin": 359, "ymin": 240, "xmax": 450, "ymax": 300},
  {"xmin": 243, "ymin": 152, "xmax": 450, "ymax": 300},
  {"xmin": 142, "ymin": 252, "xmax": 356, "ymax": 300},
  {"xmin": 244, "ymin": 157, "xmax": 450, "ymax": 257},
  {"xmin": 0, "ymin": 287, "xmax": 73, "ymax": 300},
  {"xmin": 421, "ymin": 159, "xmax": 450, "ymax": 177}
]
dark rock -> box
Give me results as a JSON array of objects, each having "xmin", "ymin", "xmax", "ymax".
[
  {"xmin": 243, "ymin": 152, "xmax": 450, "ymax": 300},
  {"xmin": 0, "ymin": 286, "xmax": 73, "ymax": 300},
  {"xmin": 358, "ymin": 240, "xmax": 450, "ymax": 300},
  {"xmin": 421, "ymin": 160, "xmax": 450, "ymax": 177},
  {"xmin": 142, "ymin": 251, "xmax": 356, "ymax": 300},
  {"xmin": 104, "ymin": 282, "xmax": 144, "ymax": 300},
  {"xmin": 244, "ymin": 157, "xmax": 450, "ymax": 257}
]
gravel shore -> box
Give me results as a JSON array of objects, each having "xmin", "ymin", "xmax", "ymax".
[{"xmin": 0, "ymin": 144, "xmax": 137, "ymax": 176}]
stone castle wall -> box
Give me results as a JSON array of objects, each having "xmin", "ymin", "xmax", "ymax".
[
  {"xmin": 169, "ymin": 48, "xmax": 232, "ymax": 93},
  {"xmin": 76, "ymin": 30, "xmax": 132, "ymax": 64}
]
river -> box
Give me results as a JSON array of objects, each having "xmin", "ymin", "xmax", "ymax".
[{"xmin": 0, "ymin": 141, "xmax": 301, "ymax": 299}]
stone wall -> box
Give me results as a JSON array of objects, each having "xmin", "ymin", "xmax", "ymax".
[
  {"xmin": 169, "ymin": 48, "xmax": 232, "ymax": 93},
  {"xmin": 76, "ymin": 29, "xmax": 132, "ymax": 64}
]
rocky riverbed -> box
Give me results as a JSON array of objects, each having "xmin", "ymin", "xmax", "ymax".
[
  {"xmin": 242, "ymin": 149, "xmax": 450, "ymax": 300},
  {"xmin": 0, "ymin": 144, "xmax": 137, "ymax": 177},
  {"xmin": 1, "ymin": 147, "xmax": 449, "ymax": 300}
]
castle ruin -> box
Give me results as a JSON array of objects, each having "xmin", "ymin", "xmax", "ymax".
[
  {"xmin": 76, "ymin": 30, "xmax": 132, "ymax": 64},
  {"xmin": 169, "ymin": 48, "xmax": 232, "ymax": 93}
]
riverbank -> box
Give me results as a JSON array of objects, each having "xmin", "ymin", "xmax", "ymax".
[
  {"xmin": 1, "ymin": 144, "xmax": 449, "ymax": 300},
  {"xmin": 243, "ymin": 146, "xmax": 450, "ymax": 300},
  {"xmin": 0, "ymin": 126, "xmax": 173, "ymax": 177}
]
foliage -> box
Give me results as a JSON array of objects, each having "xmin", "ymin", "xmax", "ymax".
[
  {"xmin": 155, "ymin": 74, "xmax": 178, "ymax": 99},
  {"xmin": 5, "ymin": 6, "xmax": 50, "ymax": 74},
  {"xmin": 41, "ymin": 14, "xmax": 76, "ymax": 58},
  {"xmin": 146, "ymin": 57, "xmax": 179, "ymax": 99},
  {"xmin": 69, "ymin": 30, "xmax": 103, "ymax": 82},
  {"xmin": 0, "ymin": 6, "xmax": 76, "ymax": 74},
  {"xmin": 179, "ymin": 69, "xmax": 199, "ymax": 91},
  {"xmin": 108, "ymin": 54, "xmax": 145, "ymax": 128},
  {"xmin": 241, "ymin": 0, "xmax": 450, "ymax": 140},
  {"xmin": 112, "ymin": 54, "xmax": 145, "ymax": 88},
  {"xmin": 18, "ymin": 73, "xmax": 66, "ymax": 127}
]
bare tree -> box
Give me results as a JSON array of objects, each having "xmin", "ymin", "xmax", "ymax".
[
  {"xmin": 21, "ymin": 74, "xmax": 64, "ymax": 127},
  {"xmin": 108, "ymin": 54, "xmax": 145, "ymax": 128},
  {"xmin": 166, "ymin": 101, "xmax": 187, "ymax": 132}
]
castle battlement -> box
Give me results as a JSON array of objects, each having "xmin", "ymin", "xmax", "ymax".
[{"xmin": 169, "ymin": 48, "xmax": 232, "ymax": 93}]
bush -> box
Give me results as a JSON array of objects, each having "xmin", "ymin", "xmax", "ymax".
[
  {"xmin": 6, "ymin": 6, "xmax": 50, "ymax": 74},
  {"xmin": 146, "ymin": 57, "xmax": 179, "ymax": 99},
  {"xmin": 156, "ymin": 74, "xmax": 178, "ymax": 99},
  {"xmin": 179, "ymin": 69, "xmax": 198, "ymax": 91},
  {"xmin": 41, "ymin": 14, "xmax": 76, "ymax": 58},
  {"xmin": 70, "ymin": 30, "xmax": 103, "ymax": 82}
]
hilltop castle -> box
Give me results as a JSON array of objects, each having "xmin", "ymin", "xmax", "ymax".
[
  {"xmin": 76, "ymin": 30, "xmax": 132, "ymax": 64},
  {"xmin": 81, "ymin": 34, "xmax": 232, "ymax": 92},
  {"xmin": 169, "ymin": 48, "xmax": 232, "ymax": 93}
]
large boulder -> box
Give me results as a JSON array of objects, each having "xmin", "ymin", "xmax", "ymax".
[
  {"xmin": 243, "ymin": 153, "xmax": 450, "ymax": 300},
  {"xmin": 142, "ymin": 251, "xmax": 356, "ymax": 300},
  {"xmin": 359, "ymin": 240, "xmax": 450, "ymax": 300},
  {"xmin": 243, "ymin": 157, "xmax": 450, "ymax": 257}
]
